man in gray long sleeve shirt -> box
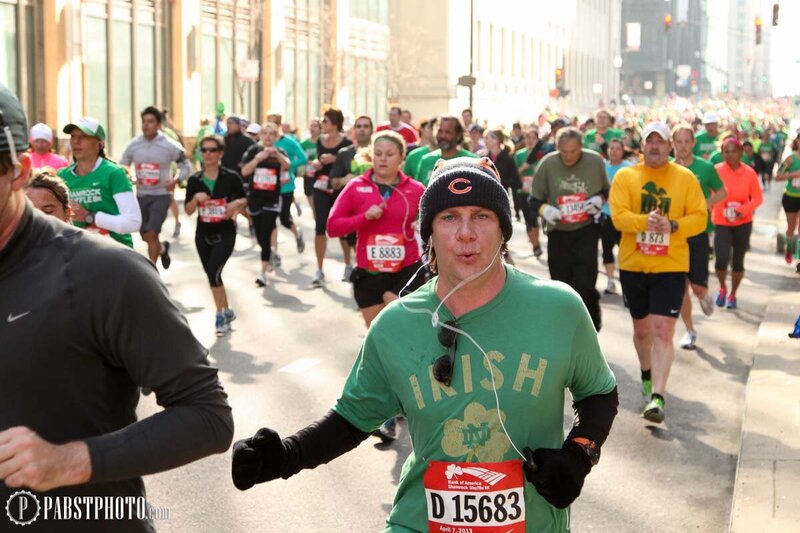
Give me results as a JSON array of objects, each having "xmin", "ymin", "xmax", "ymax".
[
  {"xmin": 0, "ymin": 86, "xmax": 233, "ymax": 532},
  {"xmin": 119, "ymin": 106, "xmax": 191, "ymax": 270}
]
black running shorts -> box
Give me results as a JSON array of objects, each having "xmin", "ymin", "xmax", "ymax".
[
  {"xmin": 351, "ymin": 261, "xmax": 426, "ymax": 308},
  {"xmin": 619, "ymin": 270, "xmax": 687, "ymax": 320}
]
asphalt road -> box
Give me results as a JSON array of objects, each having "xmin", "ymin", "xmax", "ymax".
[{"xmin": 136, "ymin": 183, "xmax": 796, "ymax": 532}]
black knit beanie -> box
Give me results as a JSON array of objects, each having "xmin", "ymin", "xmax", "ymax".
[{"xmin": 419, "ymin": 156, "xmax": 513, "ymax": 243}]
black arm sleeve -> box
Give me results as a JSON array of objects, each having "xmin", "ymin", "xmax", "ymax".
[
  {"xmin": 279, "ymin": 410, "xmax": 370, "ymax": 478},
  {"xmin": 530, "ymin": 197, "xmax": 544, "ymax": 216},
  {"xmin": 565, "ymin": 386, "xmax": 618, "ymax": 447}
]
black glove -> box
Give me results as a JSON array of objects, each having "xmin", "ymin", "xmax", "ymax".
[
  {"xmin": 231, "ymin": 428, "xmax": 287, "ymax": 491},
  {"xmin": 523, "ymin": 441, "xmax": 592, "ymax": 509}
]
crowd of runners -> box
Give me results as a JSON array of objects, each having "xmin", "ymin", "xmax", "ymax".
[{"xmin": 3, "ymin": 79, "xmax": 798, "ymax": 531}]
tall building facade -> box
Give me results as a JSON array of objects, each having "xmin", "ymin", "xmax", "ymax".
[
  {"xmin": 389, "ymin": 0, "xmax": 622, "ymax": 126},
  {"xmin": 0, "ymin": 0, "xmax": 389, "ymax": 157}
]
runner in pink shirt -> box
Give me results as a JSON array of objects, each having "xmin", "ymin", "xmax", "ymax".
[
  {"xmin": 29, "ymin": 123, "xmax": 69, "ymax": 170},
  {"xmin": 327, "ymin": 130, "xmax": 426, "ymax": 327}
]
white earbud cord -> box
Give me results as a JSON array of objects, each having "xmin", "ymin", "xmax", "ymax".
[{"xmin": 396, "ymin": 245, "xmax": 526, "ymax": 461}]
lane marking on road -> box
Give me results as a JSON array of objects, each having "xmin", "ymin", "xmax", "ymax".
[{"xmin": 279, "ymin": 358, "xmax": 321, "ymax": 373}]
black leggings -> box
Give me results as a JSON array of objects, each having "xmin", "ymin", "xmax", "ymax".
[
  {"xmin": 252, "ymin": 210, "xmax": 279, "ymax": 261},
  {"xmin": 195, "ymin": 230, "xmax": 236, "ymax": 287},
  {"xmin": 313, "ymin": 189, "xmax": 335, "ymax": 236},
  {"xmin": 714, "ymin": 223, "xmax": 751, "ymax": 273},
  {"xmin": 600, "ymin": 214, "xmax": 620, "ymax": 265},
  {"xmin": 279, "ymin": 191, "xmax": 295, "ymax": 229},
  {"xmin": 547, "ymin": 224, "xmax": 602, "ymax": 331}
]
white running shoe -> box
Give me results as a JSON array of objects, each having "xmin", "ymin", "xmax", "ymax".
[
  {"xmin": 342, "ymin": 264, "xmax": 354, "ymax": 282},
  {"xmin": 311, "ymin": 270, "xmax": 326, "ymax": 288},
  {"xmin": 256, "ymin": 272, "xmax": 267, "ymax": 287},
  {"xmin": 680, "ymin": 329, "xmax": 697, "ymax": 350},
  {"xmin": 699, "ymin": 294, "xmax": 715, "ymax": 316},
  {"xmin": 604, "ymin": 279, "xmax": 617, "ymax": 295}
]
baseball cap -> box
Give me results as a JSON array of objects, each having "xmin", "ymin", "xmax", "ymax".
[
  {"xmin": 702, "ymin": 112, "xmax": 718, "ymax": 125},
  {"xmin": 419, "ymin": 157, "xmax": 512, "ymax": 243},
  {"xmin": 63, "ymin": 117, "xmax": 106, "ymax": 141},
  {"xmin": 467, "ymin": 123, "xmax": 484, "ymax": 134},
  {"xmin": 0, "ymin": 84, "xmax": 30, "ymax": 153},
  {"xmin": 245, "ymin": 123, "xmax": 261, "ymax": 135},
  {"xmin": 641, "ymin": 122, "xmax": 670, "ymax": 141},
  {"xmin": 30, "ymin": 123, "xmax": 53, "ymax": 143}
]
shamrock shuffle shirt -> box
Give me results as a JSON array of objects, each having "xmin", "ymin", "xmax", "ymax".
[
  {"xmin": 334, "ymin": 266, "xmax": 616, "ymax": 532},
  {"xmin": 58, "ymin": 158, "xmax": 135, "ymax": 247}
]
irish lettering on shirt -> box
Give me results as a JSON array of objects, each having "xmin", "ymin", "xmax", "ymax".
[
  {"xmin": 408, "ymin": 351, "xmax": 548, "ymax": 411},
  {"xmin": 557, "ymin": 174, "xmax": 588, "ymax": 195},
  {"xmin": 70, "ymin": 188, "xmax": 103, "ymax": 205}
]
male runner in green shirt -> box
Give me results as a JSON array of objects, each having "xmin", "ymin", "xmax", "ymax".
[
  {"xmin": 414, "ymin": 116, "xmax": 477, "ymax": 186},
  {"xmin": 232, "ymin": 157, "xmax": 618, "ymax": 533}
]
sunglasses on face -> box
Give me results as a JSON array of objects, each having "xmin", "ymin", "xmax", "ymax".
[
  {"xmin": 200, "ymin": 147, "xmax": 220, "ymax": 153},
  {"xmin": 433, "ymin": 320, "xmax": 458, "ymax": 386}
]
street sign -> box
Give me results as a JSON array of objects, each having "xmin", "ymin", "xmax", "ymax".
[
  {"xmin": 457, "ymin": 75, "xmax": 476, "ymax": 87},
  {"xmin": 237, "ymin": 59, "xmax": 260, "ymax": 82}
]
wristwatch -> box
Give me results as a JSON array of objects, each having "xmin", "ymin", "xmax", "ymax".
[
  {"xmin": 85, "ymin": 212, "xmax": 96, "ymax": 225},
  {"xmin": 669, "ymin": 220, "xmax": 679, "ymax": 233},
  {"xmin": 571, "ymin": 437, "xmax": 600, "ymax": 466}
]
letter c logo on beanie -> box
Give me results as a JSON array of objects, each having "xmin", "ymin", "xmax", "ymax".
[{"xmin": 448, "ymin": 178, "xmax": 472, "ymax": 195}]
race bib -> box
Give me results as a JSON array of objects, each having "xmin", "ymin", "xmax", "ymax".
[
  {"xmin": 636, "ymin": 231, "xmax": 670, "ymax": 256},
  {"xmin": 82, "ymin": 224, "xmax": 110, "ymax": 236},
  {"xmin": 424, "ymin": 460, "xmax": 525, "ymax": 533},
  {"xmin": 761, "ymin": 151, "xmax": 772, "ymax": 162},
  {"xmin": 198, "ymin": 198, "xmax": 227, "ymax": 223},
  {"xmin": 280, "ymin": 170, "xmax": 290, "ymax": 186},
  {"xmin": 791, "ymin": 178, "xmax": 800, "ymax": 189},
  {"xmin": 723, "ymin": 201, "xmax": 741, "ymax": 222},
  {"xmin": 366, "ymin": 233, "xmax": 405, "ymax": 273},
  {"xmin": 253, "ymin": 168, "xmax": 278, "ymax": 191},
  {"xmin": 313, "ymin": 174, "xmax": 330, "ymax": 191},
  {"xmin": 557, "ymin": 193, "xmax": 588, "ymax": 224},
  {"xmin": 521, "ymin": 176, "xmax": 533, "ymax": 194},
  {"xmin": 136, "ymin": 163, "xmax": 161, "ymax": 186}
]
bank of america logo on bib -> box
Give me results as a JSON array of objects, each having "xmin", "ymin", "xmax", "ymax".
[{"xmin": 5, "ymin": 490, "xmax": 41, "ymax": 526}]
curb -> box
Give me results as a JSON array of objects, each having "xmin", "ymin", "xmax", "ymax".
[{"xmin": 728, "ymin": 177, "xmax": 800, "ymax": 532}]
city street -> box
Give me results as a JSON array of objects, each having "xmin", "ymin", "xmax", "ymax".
[{"xmin": 136, "ymin": 183, "xmax": 796, "ymax": 532}]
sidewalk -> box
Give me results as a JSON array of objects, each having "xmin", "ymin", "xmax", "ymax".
[{"xmin": 729, "ymin": 192, "xmax": 800, "ymax": 532}]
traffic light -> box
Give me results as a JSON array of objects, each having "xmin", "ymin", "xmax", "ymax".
[
  {"xmin": 663, "ymin": 14, "xmax": 672, "ymax": 33},
  {"xmin": 755, "ymin": 17, "xmax": 762, "ymax": 45},
  {"xmin": 773, "ymin": 3, "xmax": 779, "ymax": 26},
  {"xmin": 554, "ymin": 68, "xmax": 569, "ymax": 98}
]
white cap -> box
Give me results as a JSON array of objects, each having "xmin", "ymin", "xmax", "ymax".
[
  {"xmin": 30, "ymin": 123, "xmax": 53, "ymax": 143},
  {"xmin": 702, "ymin": 112, "xmax": 718, "ymax": 125},
  {"xmin": 642, "ymin": 122, "xmax": 670, "ymax": 141},
  {"xmin": 245, "ymin": 123, "xmax": 261, "ymax": 135}
]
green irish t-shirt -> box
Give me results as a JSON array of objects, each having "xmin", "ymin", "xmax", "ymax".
[
  {"xmin": 687, "ymin": 157, "xmax": 724, "ymax": 232},
  {"xmin": 334, "ymin": 266, "xmax": 616, "ymax": 533},
  {"xmin": 58, "ymin": 159, "xmax": 135, "ymax": 247},
  {"xmin": 403, "ymin": 145, "xmax": 432, "ymax": 179},
  {"xmin": 583, "ymin": 128, "xmax": 624, "ymax": 154},
  {"xmin": 299, "ymin": 138, "xmax": 318, "ymax": 177},
  {"xmin": 416, "ymin": 148, "xmax": 478, "ymax": 186},
  {"xmin": 693, "ymin": 131, "xmax": 719, "ymax": 160}
]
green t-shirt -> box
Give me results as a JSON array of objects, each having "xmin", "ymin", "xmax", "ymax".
[
  {"xmin": 514, "ymin": 148, "xmax": 534, "ymax": 177},
  {"xmin": 403, "ymin": 145, "xmax": 432, "ymax": 179},
  {"xmin": 201, "ymin": 175, "xmax": 217, "ymax": 193},
  {"xmin": 708, "ymin": 150, "xmax": 723, "ymax": 165},
  {"xmin": 299, "ymin": 138, "xmax": 318, "ymax": 177},
  {"xmin": 778, "ymin": 154, "xmax": 800, "ymax": 197},
  {"xmin": 693, "ymin": 131, "xmax": 719, "ymax": 160},
  {"xmin": 333, "ymin": 266, "xmax": 616, "ymax": 533},
  {"xmin": 416, "ymin": 148, "xmax": 478, "ymax": 186},
  {"xmin": 58, "ymin": 159, "xmax": 135, "ymax": 247},
  {"xmin": 687, "ymin": 157, "xmax": 724, "ymax": 232},
  {"xmin": 583, "ymin": 128, "xmax": 624, "ymax": 154}
]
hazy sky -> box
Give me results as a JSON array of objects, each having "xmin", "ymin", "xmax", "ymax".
[{"xmin": 771, "ymin": 1, "xmax": 799, "ymax": 96}]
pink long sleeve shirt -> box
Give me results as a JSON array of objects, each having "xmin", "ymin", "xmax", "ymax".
[{"xmin": 327, "ymin": 169, "xmax": 425, "ymax": 272}]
